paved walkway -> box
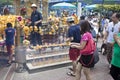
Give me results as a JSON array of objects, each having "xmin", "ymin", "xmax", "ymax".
[
  {"xmin": 12, "ymin": 53, "xmax": 113, "ymax": 80},
  {"xmin": 0, "ymin": 38, "xmax": 114, "ymax": 80}
]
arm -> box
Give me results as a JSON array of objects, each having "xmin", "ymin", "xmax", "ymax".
[
  {"xmin": 36, "ymin": 20, "xmax": 42, "ymax": 23},
  {"xmin": 114, "ymin": 34, "xmax": 120, "ymax": 46},
  {"xmin": 70, "ymin": 42, "xmax": 80, "ymax": 45},
  {"xmin": 103, "ymin": 23, "xmax": 110, "ymax": 43},
  {"xmin": 103, "ymin": 31, "xmax": 108, "ymax": 42},
  {"xmin": 35, "ymin": 12, "xmax": 43, "ymax": 25},
  {"xmin": 103, "ymin": 27, "xmax": 109, "ymax": 43},
  {"xmin": 66, "ymin": 28, "xmax": 74, "ymax": 42},
  {"xmin": 66, "ymin": 37, "xmax": 73, "ymax": 42},
  {"xmin": 70, "ymin": 40, "xmax": 87, "ymax": 50},
  {"xmin": 35, "ymin": 20, "xmax": 42, "ymax": 25}
]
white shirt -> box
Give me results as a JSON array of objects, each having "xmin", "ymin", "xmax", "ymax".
[
  {"xmin": 104, "ymin": 19, "xmax": 109, "ymax": 27},
  {"xmin": 106, "ymin": 22, "xmax": 120, "ymax": 43},
  {"xmin": 90, "ymin": 21, "xmax": 99, "ymax": 34}
]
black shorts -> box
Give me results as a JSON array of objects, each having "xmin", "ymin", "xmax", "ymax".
[{"xmin": 78, "ymin": 54, "xmax": 94, "ymax": 68}]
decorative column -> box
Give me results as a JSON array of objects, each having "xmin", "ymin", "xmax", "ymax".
[
  {"xmin": 14, "ymin": 0, "xmax": 20, "ymax": 15},
  {"xmin": 14, "ymin": 0, "xmax": 21, "ymax": 46},
  {"xmin": 42, "ymin": 0, "xmax": 48, "ymax": 22}
]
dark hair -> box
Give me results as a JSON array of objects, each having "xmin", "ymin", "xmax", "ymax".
[
  {"xmin": 80, "ymin": 15, "xmax": 85, "ymax": 20},
  {"xmin": 68, "ymin": 21, "xmax": 74, "ymax": 24},
  {"xmin": 80, "ymin": 20, "xmax": 91, "ymax": 34},
  {"xmin": 7, "ymin": 23, "xmax": 12, "ymax": 28},
  {"xmin": 116, "ymin": 13, "xmax": 120, "ymax": 19}
]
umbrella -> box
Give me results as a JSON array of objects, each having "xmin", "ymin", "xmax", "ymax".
[
  {"xmin": 51, "ymin": 2, "xmax": 76, "ymax": 9},
  {"xmin": 85, "ymin": 4, "xmax": 97, "ymax": 10}
]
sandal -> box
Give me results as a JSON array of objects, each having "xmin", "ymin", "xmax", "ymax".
[
  {"xmin": 68, "ymin": 67, "xmax": 73, "ymax": 71},
  {"xmin": 6, "ymin": 62, "xmax": 11, "ymax": 67},
  {"xmin": 67, "ymin": 72, "xmax": 75, "ymax": 77}
]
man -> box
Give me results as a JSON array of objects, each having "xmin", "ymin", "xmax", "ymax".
[
  {"xmin": 103, "ymin": 13, "xmax": 120, "ymax": 64},
  {"xmin": 66, "ymin": 17, "xmax": 81, "ymax": 76},
  {"xmin": 30, "ymin": 4, "xmax": 43, "ymax": 46},
  {"xmin": 5, "ymin": 23, "xmax": 16, "ymax": 66}
]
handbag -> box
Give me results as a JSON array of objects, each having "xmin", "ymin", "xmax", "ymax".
[
  {"xmin": 80, "ymin": 54, "xmax": 94, "ymax": 67},
  {"xmin": 91, "ymin": 29, "xmax": 96, "ymax": 38},
  {"xmin": 80, "ymin": 35, "xmax": 96, "ymax": 55},
  {"xmin": 93, "ymin": 48, "xmax": 99, "ymax": 64},
  {"xmin": 79, "ymin": 48, "xmax": 99, "ymax": 67}
]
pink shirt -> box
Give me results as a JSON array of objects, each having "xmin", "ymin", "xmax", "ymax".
[
  {"xmin": 80, "ymin": 32, "xmax": 94, "ymax": 55},
  {"xmin": 81, "ymin": 32, "xmax": 92, "ymax": 42}
]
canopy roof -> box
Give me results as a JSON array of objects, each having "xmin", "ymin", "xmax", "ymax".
[{"xmin": 51, "ymin": 2, "xmax": 76, "ymax": 9}]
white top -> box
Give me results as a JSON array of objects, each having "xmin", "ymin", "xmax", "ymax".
[
  {"xmin": 104, "ymin": 19, "xmax": 109, "ymax": 28},
  {"xmin": 106, "ymin": 22, "xmax": 120, "ymax": 43},
  {"xmin": 90, "ymin": 21, "xmax": 99, "ymax": 34}
]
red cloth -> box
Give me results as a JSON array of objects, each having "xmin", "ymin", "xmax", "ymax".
[{"xmin": 69, "ymin": 48, "xmax": 80, "ymax": 61}]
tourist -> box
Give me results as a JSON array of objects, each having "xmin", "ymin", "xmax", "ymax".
[
  {"xmin": 71, "ymin": 20, "xmax": 95, "ymax": 80},
  {"xmin": 5, "ymin": 23, "xmax": 16, "ymax": 66},
  {"xmin": 66, "ymin": 17, "xmax": 81, "ymax": 77},
  {"xmin": 103, "ymin": 13, "xmax": 120, "ymax": 64},
  {"xmin": 110, "ymin": 33, "xmax": 120, "ymax": 80}
]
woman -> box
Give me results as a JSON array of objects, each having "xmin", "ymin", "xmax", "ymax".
[
  {"xmin": 71, "ymin": 20, "xmax": 95, "ymax": 80},
  {"xmin": 110, "ymin": 33, "xmax": 120, "ymax": 80}
]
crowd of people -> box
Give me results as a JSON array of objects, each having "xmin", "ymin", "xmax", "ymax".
[
  {"xmin": 65, "ymin": 12, "xmax": 120, "ymax": 80},
  {"xmin": 0, "ymin": 3, "xmax": 120, "ymax": 80}
]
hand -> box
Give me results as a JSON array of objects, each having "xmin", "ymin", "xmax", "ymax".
[
  {"xmin": 70, "ymin": 42, "xmax": 80, "ymax": 46},
  {"xmin": 35, "ymin": 21, "xmax": 39, "ymax": 25},
  {"xmin": 102, "ymin": 39, "xmax": 106, "ymax": 43},
  {"xmin": 113, "ymin": 34, "xmax": 117, "ymax": 39},
  {"xmin": 113, "ymin": 34, "xmax": 117, "ymax": 38},
  {"xmin": 113, "ymin": 34, "xmax": 119, "ymax": 41},
  {"xmin": 28, "ymin": 21, "xmax": 31, "ymax": 26},
  {"xmin": 70, "ymin": 45, "xmax": 76, "ymax": 48}
]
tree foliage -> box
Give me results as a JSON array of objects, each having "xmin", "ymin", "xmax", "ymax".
[
  {"xmin": 0, "ymin": 0, "xmax": 13, "ymax": 4},
  {"xmin": 97, "ymin": 4, "xmax": 120, "ymax": 12}
]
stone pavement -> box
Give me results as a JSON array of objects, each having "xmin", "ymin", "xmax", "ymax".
[
  {"xmin": 0, "ymin": 53, "xmax": 9, "ymax": 80},
  {"xmin": 0, "ymin": 66, "xmax": 9, "ymax": 80},
  {"xmin": 0, "ymin": 38, "xmax": 114, "ymax": 80},
  {"xmin": 11, "ymin": 53, "xmax": 113, "ymax": 80}
]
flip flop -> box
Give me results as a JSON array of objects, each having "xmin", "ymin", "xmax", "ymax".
[{"xmin": 67, "ymin": 72, "xmax": 75, "ymax": 77}]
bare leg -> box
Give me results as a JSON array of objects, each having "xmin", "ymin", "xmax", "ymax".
[
  {"xmin": 72, "ymin": 61, "xmax": 77, "ymax": 74},
  {"xmin": 8, "ymin": 45, "xmax": 14, "ymax": 63},
  {"xmin": 83, "ymin": 67, "xmax": 91, "ymax": 80},
  {"xmin": 8, "ymin": 54, "xmax": 13, "ymax": 63},
  {"xmin": 75, "ymin": 62, "xmax": 82, "ymax": 80}
]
